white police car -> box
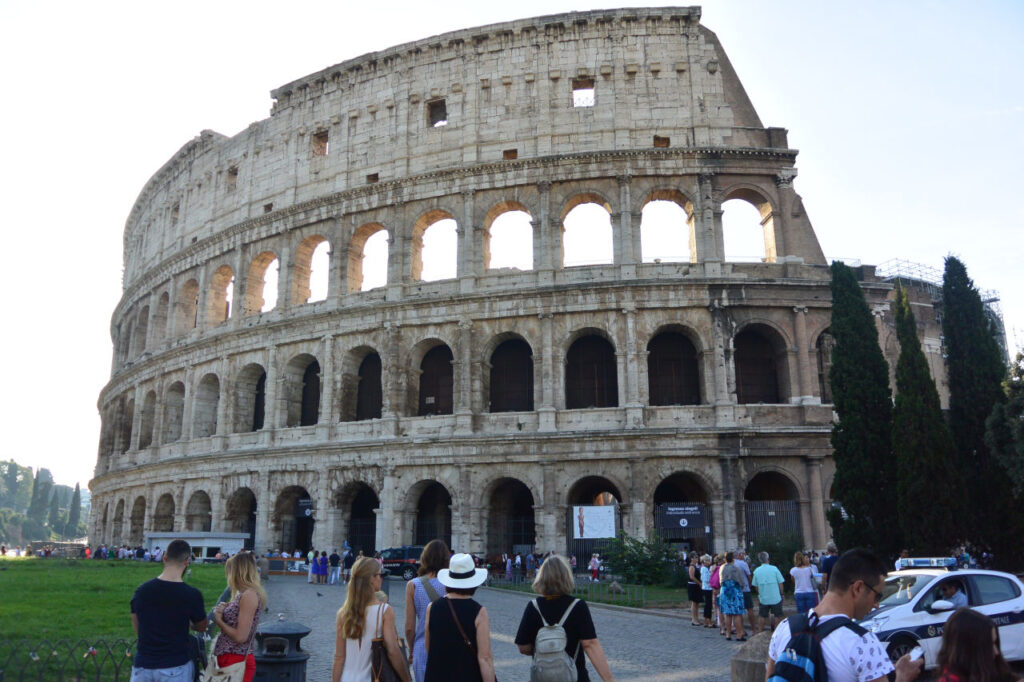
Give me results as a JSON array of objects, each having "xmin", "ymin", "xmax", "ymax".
[{"xmin": 858, "ymin": 557, "xmax": 1024, "ymax": 669}]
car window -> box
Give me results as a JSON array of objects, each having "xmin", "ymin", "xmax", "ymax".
[
  {"xmin": 971, "ymin": 575, "xmax": 1021, "ymax": 605},
  {"xmin": 881, "ymin": 574, "xmax": 935, "ymax": 607},
  {"xmin": 381, "ymin": 549, "xmax": 396, "ymax": 560},
  {"xmin": 915, "ymin": 578, "xmax": 966, "ymax": 612}
]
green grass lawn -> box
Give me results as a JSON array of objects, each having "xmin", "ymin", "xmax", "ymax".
[{"xmin": 0, "ymin": 558, "xmax": 228, "ymax": 641}]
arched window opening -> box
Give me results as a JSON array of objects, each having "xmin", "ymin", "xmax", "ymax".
[
  {"xmin": 273, "ymin": 486, "xmax": 314, "ymax": 554},
  {"xmin": 640, "ymin": 199, "xmax": 693, "ymax": 263},
  {"xmin": 414, "ymin": 481, "xmax": 452, "ymax": 548},
  {"xmin": 233, "ymin": 364, "xmax": 266, "ymax": 433},
  {"xmin": 416, "ymin": 217, "xmax": 457, "ymax": 282},
  {"xmin": 744, "ymin": 472, "xmax": 802, "ymax": 545},
  {"xmin": 185, "ymin": 491, "xmax": 212, "ymax": 532},
  {"xmin": 734, "ymin": 327, "xmax": 784, "ymax": 404},
  {"xmin": 343, "ymin": 485, "xmax": 380, "ymax": 555},
  {"xmin": 133, "ymin": 306, "xmax": 150, "ymax": 357},
  {"xmin": 356, "ymin": 353, "xmax": 383, "ymax": 421},
  {"xmin": 652, "ymin": 473, "xmax": 711, "ymax": 553},
  {"xmin": 486, "ymin": 478, "xmax": 535, "ymax": 557},
  {"xmin": 292, "ymin": 235, "xmax": 330, "ymax": 305},
  {"xmin": 176, "ymin": 279, "xmax": 199, "ymax": 336},
  {"xmin": 562, "ymin": 201, "xmax": 613, "ymax": 267},
  {"xmin": 418, "ymin": 345, "xmax": 454, "ymax": 416},
  {"xmin": 489, "ymin": 339, "xmax": 534, "ymax": 412},
  {"xmin": 566, "ymin": 476, "xmax": 621, "ymax": 557},
  {"xmin": 162, "ymin": 382, "xmax": 185, "ymax": 444},
  {"xmin": 225, "ymin": 487, "xmax": 257, "ymax": 549},
  {"xmin": 284, "ymin": 355, "xmax": 320, "ymax": 427},
  {"xmin": 816, "ymin": 331, "xmax": 835, "ymax": 404},
  {"xmin": 244, "ymin": 252, "xmax": 279, "ymax": 315},
  {"xmin": 485, "ymin": 209, "xmax": 533, "ymax": 271},
  {"xmin": 129, "ymin": 497, "xmax": 146, "ymax": 545},
  {"xmin": 152, "ymin": 293, "xmax": 169, "ymax": 346},
  {"xmin": 153, "ymin": 493, "xmax": 175, "ymax": 532},
  {"xmin": 192, "ymin": 373, "xmax": 220, "ymax": 438},
  {"xmin": 207, "ymin": 265, "xmax": 234, "ymax": 326},
  {"xmin": 647, "ymin": 332, "xmax": 701, "ymax": 405},
  {"xmin": 565, "ymin": 335, "xmax": 618, "ymax": 409},
  {"xmin": 723, "ymin": 197, "xmax": 773, "ymax": 263},
  {"xmin": 138, "ymin": 391, "xmax": 157, "ymax": 449},
  {"xmin": 118, "ymin": 396, "xmax": 134, "ymax": 453},
  {"xmin": 348, "ymin": 224, "xmax": 389, "ymax": 292},
  {"xmin": 112, "ymin": 500, "xmax": 125, "ymax": 546}
]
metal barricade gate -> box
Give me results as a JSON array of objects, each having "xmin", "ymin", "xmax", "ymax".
[
  {"xmin": 653, "ymin": 502, "xmax": 712, "ymax": 554},
  {"xmin": 743, "ymin": 500, "xmax": 803, "ymax": 545}
]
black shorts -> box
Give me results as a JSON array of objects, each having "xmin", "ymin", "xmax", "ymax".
[
  {"xmin": 743, "ymin": 592, "xmax": 753, "ymax": 609},
  {"xmin": 759, "ymin": 602, "xmax": 783, "ymax": 618}
]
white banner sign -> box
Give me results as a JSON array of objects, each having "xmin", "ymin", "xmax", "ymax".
[{"xmin": 572, "ymin": 505, "xmax": 616, "ymax": 539}]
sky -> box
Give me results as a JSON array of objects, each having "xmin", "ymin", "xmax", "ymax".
[{"xmin": 1, "ymin": 0, "xmax": 1020, "ymax": 491}]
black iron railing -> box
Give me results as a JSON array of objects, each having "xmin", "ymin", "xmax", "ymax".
[{"xmin": 0, "ymin": 639, "xmax": 137, "ymax": 682}]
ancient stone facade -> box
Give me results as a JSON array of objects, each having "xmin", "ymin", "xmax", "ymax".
[{"xmin": 91, "ymin": 7, "xmax": 846, "ymax": 558}]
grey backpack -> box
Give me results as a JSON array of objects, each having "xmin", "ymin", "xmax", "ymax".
[{"xmin": 529, "ymin": 598, "xmax": 580, "ymax": 682}]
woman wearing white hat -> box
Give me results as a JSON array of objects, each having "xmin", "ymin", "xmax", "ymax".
[{"xmin": 423, "ymin": 553, "xmax": 496, "ymax": 682}]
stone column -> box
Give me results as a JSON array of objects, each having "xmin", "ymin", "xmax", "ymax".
[
  {"xmin": 458, "ymin": 188, "xmax": 476, "ymax": 293},
  {"xmin": 380, "ymin": 324, "xmax": 401, "ymax": 437},
  {"xmin": 313, "ymin": 474, "xmax": 330, "ymax": 550},
  {"xmin": 173, "ymin": 484, "xmax": 186, "ymax": 532},
  {"xmin": 615, "ymin": 174, "xmax": 639, "ymax": 272},
  {"xmin": 276, "ymin": 240, "xmax": 292, "ymax": 311},
  {"xmin": 165, "ymin": 273, "xmax": 179, "ymax": 341},
  {"xmin": 180, "ymin": 368, "xmax": 195, "ymax": 441},
  {"xmin": 253, "ymin": 473, "xmax": 270, "ymax": 554},
  {"xmin": 207, "ymin": 484, "xmax": 223, "ymax": 534},
  {"xmin": 215, "ymin": 356, "xmax": 231, "ymax": 437},
  {"xmin": 318, "ymin": 335, "xmax": 335, "ymax": 436},
  {"xmin": 697, "ymin": 173, "xmax": 723, "ymax": 275},
  {"xmin": 708, "ymin": 303, "xmax": 733, "ymax": 405},
  {"xmin": 792, "ymin": 306, "xmax": 817, "ymax": 405},
  {"xmin": 230, "ymin": 247, "xmax": 245, "ymax": 328},
  {"xmin": 629, "ymin": 459, "xmax": 647, "ymax": 539},
  {"xmin": 128, "ymin": 385, "xmax": 144, "ymax": 452},
  {"xmin": 805, "ymin": 456, "xmax": 827, "ymax": 549},
  {"xmin": 195, "ymin": 264, "xmax": 210, "ymax": 332},
  {"xmin": 455, "ymin": 320, "xmax": 474, "ymax": 434},
  {"xmin": 538, "ymin": 313, "xmax": 556, "ymax": 431},
  {"xmin": 263, "ymin": 346, "xmax": 281, "ymax": 432},
  {"xmin": 534, "ymin": 181, "xmax": 557, "ymax": 283}
]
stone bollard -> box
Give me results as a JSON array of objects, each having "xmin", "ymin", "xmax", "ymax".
[{"xmin": 730, "ymin": 630, "xmax": 771, "ymax": 682}]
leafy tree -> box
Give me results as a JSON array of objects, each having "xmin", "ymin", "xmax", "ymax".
[
  {"xmin": 601, "ymin": 531, "xmax": 675, "ymax": 585},
  {"xmin": 892, "ymin": 287, "xmax": 962, "ymax": 553},
  {"xmin": 0, "ymin": 461, "xmax": 33, "ymax": 513},
  {"xmin": 67, "ymin": 484, "xmax": 82, "ymax": 539},
  {"xmin": 942, "ymin": 257, "xmax": 1014, "ymax": 563},
  {"xmin": 827, "ymin": 262, "xmax": 899, "ymax": 556},
  {"xmin": 987, "ymin": 353, "xmax": 1024, "ymax": 495}
]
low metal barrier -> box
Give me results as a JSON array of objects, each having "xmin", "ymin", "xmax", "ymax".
[
  {"xmin": 0, "ymin": 639, "xmax": 136, "ymax": 681},
  {"xmin": 487, "ymin": 576, "xmax": 648, "ymax": 608}
]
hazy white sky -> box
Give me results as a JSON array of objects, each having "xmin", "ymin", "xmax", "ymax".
[{"xmin": 1, "ymin": 0, "xmax": 1020, "ymax": 491}]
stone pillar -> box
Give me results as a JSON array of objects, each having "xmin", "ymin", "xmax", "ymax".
[
  {"xmin": 313, "ymin": 474, "xmax": 330, "ymax": 550},
  {"xmin": 195, "ymin": 264, "xmax": 210, "ymax": 332},
  {"xmin": 208, "ymin": 484, "xmax": 223, "ymax": 534},
  {"xmin": 615, "ymin": 174, "xmax": 639, "ymax": 269},
  {"xmin": 696, "ymin": 174, "xmax": 723, "ymax": 275},
  {"xmin": 458, "ymin": 189, "xmax": 476, "ymax": 293},
  {"xmin": 792, "ymin": 306, "xmax": 817, "ymax": 405},
  {"xmin": 276, "ymin": 240, "xmax": 292, "ymax": 311},
  {"xmin": 455, "ymin": 320, "xmax": 474, "ymax": 434},
  {"xmin": 173, "ymin": 484, "xmax": 186, "ymax": 532},
  {"xmin": 451, "ymin": 466, "xmax": 472, "ymax": 552},
  {"xmin": 318, "ymin": 335, "xmax": 335, "ymax": 435},
  {"xmin": 128, "ymin": 385, "xmax": 144, "ymax": 452},
  {"xmin": 215, "ymin": 357, "xmax": 231, "ymax": 437},
  {"xmin": 381, "ymin": 324, "xmax": 402, "ymax": 435},
  {"xmin": 266, "ymin": 346, "xmax": 286, "ymax": 430},
  {"xmin": 253, "ymin": 473, "xmax": 271, "ymax": 555},
  {"xmin": 538, "ymin": 313, "xmax": 556, "ymax": 431},
  {"xmin": 230, "ymin": 247, "xmax": 245, "ymax": 328},
  {"xmin": 534, "ymin": 181, "xmax": 557, "ymax": 280},
  {"xmin": 708, "ymin": 303, "xmax": 733, "ymax": 405},
  {"xmin": 805, "ymin": 456, "xmax": 827, "ymax": 549},
  {"xmin": 165, "ymin": 273, "xmax": 179, "ymax": 341},
  {"xmin": 181, "ymin": 368, "xmax": 195, "ymax": 441}
]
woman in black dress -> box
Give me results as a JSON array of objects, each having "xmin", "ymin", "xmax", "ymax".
[{"xmin": 423, "ymin": 553, "xmax": 495, "ymax": 682}]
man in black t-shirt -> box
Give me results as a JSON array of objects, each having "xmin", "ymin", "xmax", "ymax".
[
  {"xmin": 342, "ymin": 549, "xmax": 356, "ymax": 583},
  {"xmin": 328, "ymin": 549, "xmax": 341, "ymax": 585},
  {"xmin": 129, "ymin": 539, "xmax": 207, "ymax": 681}
]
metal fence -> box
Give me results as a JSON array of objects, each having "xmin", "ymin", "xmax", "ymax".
[
  {"xmin": 743, "ymin": 500, "xmax": 803, "ymax": 545},
  {"xmin": 487, "ymin": 575, "xmax": 648, "ymax": 608},
  {"xmin": 0, "ymin": 639, "xmax": 136, "ymax": 681}
]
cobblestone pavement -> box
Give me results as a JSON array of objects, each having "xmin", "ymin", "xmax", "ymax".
[{"xmin": 262, "ymin": 576, "xmax": 734, "ymax": 681}]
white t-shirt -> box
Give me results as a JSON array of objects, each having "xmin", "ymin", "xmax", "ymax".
[
  {"xmin": 790, "ymin": 565, "xmax": 817, "ymax": 593},
  {"xmin": 768, "ymin": 613, "xmax": 894, "ymax": 682}
]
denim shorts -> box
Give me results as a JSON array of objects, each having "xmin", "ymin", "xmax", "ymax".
[{"xmin": 130, "ymin": 660, "xmax": 193, "ymax": 681}]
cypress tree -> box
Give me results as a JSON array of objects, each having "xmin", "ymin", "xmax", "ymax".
[
  {"xmin": 47, "ymin": 491, "xmax": 61, "ymax": 530},
  {"xmin": 942, "ymin": 257, "xmax": 1012, "ymax": 562},
  {"xmin": 67, "ymin": 484, "xmax": 82, "ymax": 538},
  {"xmin": 827, "ymin": 262, "xmax": 899, "ymax": 555},
  {"xmin": 892, "ymin": 287, "xmax": 962, "ymax": 553},
  {"xmin": 986, "ymin": 353, "xmax": 1024, "ymax": 495},
  {"xmin": 26, "ymin": 470, "xmax": 47, "ymax": 524}
]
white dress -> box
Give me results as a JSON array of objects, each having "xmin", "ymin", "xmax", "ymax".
[{"xmin": 341, "ymin": 603, "xmax": 388, "ymax": 682}]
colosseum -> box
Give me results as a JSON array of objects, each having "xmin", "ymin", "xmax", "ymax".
[{"xmin": 90, "ymin": 6, "xmax": 856, "ymax": 560}]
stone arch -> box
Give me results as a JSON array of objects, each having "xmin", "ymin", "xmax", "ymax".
[
  {"xmin": 482, "ymin": 201, "xmax": 533, "ymax": 271},
  {"xmin": 224, "ymin": 487, "xmax": 257, "ymax": 548},
  {"xmin": 340, "ymin": 346, "xmax": 383, "ymax": 422},
  {"xmin": 407, "ymin": 479, "xmax": 453, "ymax": 548},
  {"xmin": 112, "ymin": 499, "xmax": 125, "ymax": 546},
  {"xmin": 721, "ymin": 185, "xmax": 778, "ymax": 263},
  {"xmin": 129, "ymin": 495, "xmax": 146, "ymax": 545},
  {"xmin": 565, "ymin": 331, "xmax": 618, "ymax": 409},
  {"xmin": 244, "ymin": 251, "xmax": 279, "ymax": 315},
  {"xmin": 138, "ymin": 390, "xmax": 157, "ymax": 449},
  {"xmin": 482, "ymin": 477, "xmax": 536, "ymax": 556},
  {"xmin": 652, "ymin": 471, "xmax": 713, "ymax": 552},
  {"xmin": 566, "ymin": 475, "xmax": 625, "ymax": 506},
  {"xmin": 639, "ymin": 189, "xmax": 696, "ymax": 264},
  {"xmin": 133, "ymin": 306, "xmax": 150, "ymax": 356},
  {"xmin": 743, "ymin": 469, "xmax": 804, "ymax": 545},
  {"xmin": 185, "ymin": 490, "xmax": 212, "ymax": 532},
  {"xmin": 161, "ymin": 381, "xmax": 185, "ymax": 443},
  {"xmin": 272, "ymin": 485, "xmax": 314, "ymax": 554},
  {"xmin": 560, "ymin": 192, "xmax": 614, "ymax": 267},
  {"xmin": 283, "ymin": 353, "xmax": 320, "ymax": 427},
  {"xmin": 292, "ymin": 234, "xmax": 331, "ymax": 305},
  {"xmin": 411, "ymin": 209, "xmax": 458, "ymax": 282},
  {"xmin": 348, "ymin": 223, "xmax": 389, "ymax": 292},
  {"xmin": 334, "ymin": 482, "xmax": 380, "ymax": 554},
  {"xmin": 152, "ymin": 291, "xmax": 169, "ymax": 346},
  {"xmin": 153, "ymin": 493, "xmax": 175, "ymax": 532},
  {"xmin": 487, "ymin": 336, "xmax": 534, "ymax": 413},
  {"xmin": 734, "ymin": 322, "xmax": 792, "ymax": 404},
  {"xmin": 646, "ymin": 328, "xmax": 702, "ymax": 406},
  {"xmin": 408, "ymin": 339, "xmax": 453, "ymax": 416},
  {"xmin": 233, "ymin": 363, "xmax": 267, "ymax": 433},
  {"xmin": 192, "ymin": 373, "xmax": 220, "ymax": 438},
  {"xmin": 175, "ymin": 278, "xmax": 199, "ymax": 336},
  {"xmin": 206, "ymin": 264, "xmax": 234, "ymax": 326}
]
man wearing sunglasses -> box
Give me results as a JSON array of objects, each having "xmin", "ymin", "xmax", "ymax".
[{"xmin": 766, "ymin": 548, "xmax": 924, "ymax": 682}]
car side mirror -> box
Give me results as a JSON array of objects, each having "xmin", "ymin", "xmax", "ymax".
[{"xmin": 929, "ymin": 599, "xmax": 955, "ymax": 613}]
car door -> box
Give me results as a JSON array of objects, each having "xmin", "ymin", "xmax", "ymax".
[
  {"xmin": 911, "ymin": 577, "xmax": 962, "ymax": 663},
  {"xmin": 967, "ymin": 574, "xmax": 1024, "ymax": 662}
]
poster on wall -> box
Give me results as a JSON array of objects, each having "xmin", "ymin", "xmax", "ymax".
[
  {"xmin": 658, "ymin": 504, "xmax": 705, "ymax": 532},
  {"xmin": 572, "ymin": 505, "xmax": 616, "ymax": 539}
]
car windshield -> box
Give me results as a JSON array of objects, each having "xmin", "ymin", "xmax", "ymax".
[{"xmin": 880, "ymin": 573, "xmax": 937, "ymax": 607}]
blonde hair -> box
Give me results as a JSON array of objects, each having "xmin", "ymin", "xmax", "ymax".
[
  {"xmin": 793, "ymin": 551, "xmax": 805, "ymax": 567},
  {"xmin": 337, "ymin": 556, "xmax": 380, "ymax": 640},
  {"xmin": 532, "ymin": 554, "xmax": 575, "ymax": 596},
  {"xmin": 225, "ymin": 552, "xmax": 267, "ymax": 607}
]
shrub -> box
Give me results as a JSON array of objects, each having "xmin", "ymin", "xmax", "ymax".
[{"xmin": 601, "ymin": 531, "xmax": 675, "ymax": 585}]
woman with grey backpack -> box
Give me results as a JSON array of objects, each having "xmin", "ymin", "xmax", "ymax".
[{"xmin": 514, "ymin": 554, "xmax": 614, "ymax": 682}]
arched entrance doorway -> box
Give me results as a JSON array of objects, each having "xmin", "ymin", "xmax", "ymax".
[
  {"xmin": 185, "ymin": 491, "xmax": 212, "ymax": 532},
  {"xmin": 274, "ymin": 487, "xmax": 315, "ymax": 554},
  {"xmin": 485, "ymin": 478, "xmax": 536, "ymax": 557},
  {"xmin": 129, "ymin": 497, "xmax": 146, "ymax": 546},
  {"xmin": 744, "ymin": 472, "xmax": 803, "ymax": 547},
  {"xmin": 412, "ymin": 481, "xmax": 452, "ymax": 548},
  {"xmin": 566, "ymin": 476, "xmax": 621, "ymax": 563},
  {"xmin": 153, "ymin": 494, "xmax": 175, "ymax": 532},
  {"xmin": 225, "ymin": 487, "xmax": 257, "ymax": 550},
  {"xmin": 335, "ymin": 483, "xmax": 380, "ymax": 555},
  {"xmin": 652, "ymin": 473, "xmax": 711, "ymax": 553}
]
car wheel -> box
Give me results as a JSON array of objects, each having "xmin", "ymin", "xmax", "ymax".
[
  {"xmin": 886, "ymin": 636, "xmax": 917, "ymax": 663},
  {"xmin": 402, "ymin": 566, "xmax": 416, "ymax": 581}
]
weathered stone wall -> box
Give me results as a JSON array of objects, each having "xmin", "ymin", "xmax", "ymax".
[{"xmin": 92, "ymin": 7, "xmax": 842, "ymax": 557}]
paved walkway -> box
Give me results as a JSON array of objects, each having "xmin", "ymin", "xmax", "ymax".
[{"xmin": 262, "ymin": 575, "xmax": 734, "ymax": 681}]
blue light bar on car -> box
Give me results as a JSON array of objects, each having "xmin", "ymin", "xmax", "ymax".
[{"xmin": 898, "ymin": 557, "xmax": 957, "ymax": 569}]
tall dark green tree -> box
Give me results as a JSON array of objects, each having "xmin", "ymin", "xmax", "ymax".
[
  {"xmin": 942, "ymin": 257, "xmax": 1014, "ymax": 564},
  {"xmin": 67, "ymin": 484, "xmax": 82, "ymax": 538},
  {"xmin": 892, "ymin": 287, "xmax": 962, "ymax": 553},
  {"xmin": 0, "ymin": 461, "xmax": 33, "ymax": 513},
  {"xmin": 26, "ymin": 470, "xmax": 50, "ymax": 525},
  {"xmin": 987, "ymin": 353, "xmax": 1024, "ymax": 494},
  {"xmin": 47, "ymin": 491, "xmax": 61, "ymax": 533},
  {"xmin": 827, "ymin": 261, "xmax": 899, "ymax": 555}
]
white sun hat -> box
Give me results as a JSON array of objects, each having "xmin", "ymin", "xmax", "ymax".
[{"xmin": 438, "ymin": 553, "xmax": 487, "ymax": 589}]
